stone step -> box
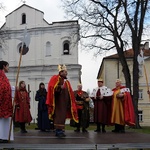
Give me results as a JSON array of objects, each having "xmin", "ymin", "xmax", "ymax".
[{"xmin": 1, "ymin": 143, "xmax": 150, "ymax": 150}]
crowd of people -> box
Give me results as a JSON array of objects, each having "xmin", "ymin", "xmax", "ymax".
[{"xmin": 0, "ymin": 61, "xmax": 137, "ymax": 142}]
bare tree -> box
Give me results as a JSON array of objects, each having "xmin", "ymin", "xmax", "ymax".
[
  {"xmin": 122, "ymin": 0, "xmax": 149, "ymax": 128},
  {"xmin": 62, "ymin": 0, "xmax": 150, "ymax": 128},
  {"xmin": 0, "ymin": 28, "xmax": 9, "ymax": 53},
  {"xmin": 0, "ymin": 2, "xmax": 9, "ymax": 58}
]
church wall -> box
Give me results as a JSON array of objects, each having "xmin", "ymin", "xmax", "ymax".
[
  {"xmin": 1, "ymin": 4, "xmax": 81, "ymax": 123},
  {"xmin": 6, "ymin": 6, "xmax": 48, "ymax": 30}
]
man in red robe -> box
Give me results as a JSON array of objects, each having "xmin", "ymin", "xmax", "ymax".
[
  {"xmin": 0, "ymin": 61, "xmax": 13, "ymax": 143},
  {"xmin": 111, "ymin": 79, "xmax": 135, "ymax": 133},
  {"xmin": 46, "ymin": 64, "xmax": 78, "ymax": 137},
  {"xmin": 91, "ymin": 78, "xmax": 112, "ymax": 133}
]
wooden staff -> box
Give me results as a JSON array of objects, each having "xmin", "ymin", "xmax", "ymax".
[
  {"xmin": 138, "ymin": 49, "xmax": 150, "ymax": 101},
  {"xmin": 28, "ymin": 84, "xmax": 31, "ymax": 96},
  {"xmin": 8, "ymin": 46, "xmax": 24, "ymax": 142},
  {"xmin": 143, "ymin": 64, "xmax": 150, "ymax": 101}
]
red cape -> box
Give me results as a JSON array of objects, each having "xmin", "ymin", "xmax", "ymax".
[
  {"xmin": 46, "ymin": 75, "xmax": 78, "ymax": 123},
  {"xmin": 0, "ymin": 70, "xmax": 13, "ymax": 118},
  {"xmin": 112, "ymin": 86, "xmax": 135, "ymax": 126},
  {"xmin": 123, "ymin": 92, "xmax": 135, "ymax": 126}
]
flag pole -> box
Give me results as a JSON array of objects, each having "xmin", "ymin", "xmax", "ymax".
[
  {"xmin": 8, "ymin": 45, "xmax": 24, "ymax": 142},
  {"xmin": 143, "ymin": 64, "xmax": 150, "ymax": 101},
  {"xmin": 8, "ymin": 27, "xmax": 30, "ymax": 142},
  {"xmin": 138, "ymin": 49, "xmax": 150, "ymax": 101}
]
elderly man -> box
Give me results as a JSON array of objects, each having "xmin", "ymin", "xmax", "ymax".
[
  {"xmin": 111, "ymin": 79, "xmax": 135, "ymax": 133},
  {"xmin": 74, "ymin": 83, "xmax": 90, "ymax": 133},
  {"xmin": 46, "ymin": 64, "xmax": 78, "ymax": 137}
]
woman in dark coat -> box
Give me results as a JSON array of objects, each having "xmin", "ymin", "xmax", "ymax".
[
  {"xmin": 35, "ymin": 83, "xmax": 51, "ymax": 131},
  {"xmin": 15, "ymin": 81, "xmax": 32, "ymax": 133}
]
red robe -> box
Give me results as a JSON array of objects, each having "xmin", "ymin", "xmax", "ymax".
[
  {"xmin": 123, "ymin": 91, "xmax": 135, "ymax": 126},
  {"xmin": 15, "ymin": 88, "xmax": 32, "ymax": 123},
  {"xmin": 0, "ymin": 70, "xmax": 13, "ymax": 118},
  {"xmin": 92, "ymin": 88, "xmax": 111, "ymax": 124},
  {"xmin": 111, "ymin": 86, "xmax": 135, "ymax": 126},
  {"xmin": 46, "ymin": 75, "xmax": 78, "ymax": 123}
]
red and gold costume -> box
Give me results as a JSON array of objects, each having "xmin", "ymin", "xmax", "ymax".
[
  {"xmin": 15, "ymin": 87, "xmax": 32, "ymax": 123},
  {"xmin": 74, "ymin": 90, "xmax": 90, "ymax": 131},
  {"xmin": 0, "ymin": 70, "xmax": 13, "ymax": 118},
  {"xmin": 46, "ymin": 75, "xmax": 78, "ymax": 130},
  {"xmin": 111, "ymin": 86, "xmax": 135, "ymax": 126}
]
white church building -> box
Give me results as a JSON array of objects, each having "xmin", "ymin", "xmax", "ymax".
[{"xmin": 0, "ymin": 4, "xmax": 81, "ymax": 123}]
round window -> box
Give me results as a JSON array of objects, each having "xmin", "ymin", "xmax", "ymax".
[{"xmin": 19, "ymin": 44, "xmax": 29, "ymax": 55}]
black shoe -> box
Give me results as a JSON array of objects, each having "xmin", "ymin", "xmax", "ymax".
[
  {"xmin": 56, "ymin": 132, "xmax": 66, "ymax": 138},
  {"xmin": 94, "ymin": 129, "xmax": 101, "ymax": 132},
  {"xmin": 0, "ymin": 139, "xmax": 3, "ymax": 143},
  {"xmin": 21, "ymin": 130, "xmax": 28, "ymax": 133},
  {"xmin": 102, "ymin": 129, "xmax": 106, "ymax": 133},
  {"xmin": 112, "ymin": 129, "xmax": 119, "ymax": 133},
  {"xmin": 0, "ymin": 139, "xmax": 8, "ymax": 143},
  {"xmin": 35, "ymin": 127, "xmax": 40, "ymax": 130},
  {"xmin": 82, "ymin": 129, "xmax": 88, "ymax": 133},
  {"xmin": 60, "ymin": 132, "xmax": 66, "ymax": 137},
  {"xmin": 40, "ymin": 129, "xmax": 46, "ymax": 132},
  {"xmin": 55, "ymin": 129, "xmax": 66, "ymax": 138},
  {"xmin": 74, "ymin": 129, "xmax": 80, "ymax": 132},
  {"xmin": 119, "ymin": 130, "xmax": 125, "ymax": 133}
]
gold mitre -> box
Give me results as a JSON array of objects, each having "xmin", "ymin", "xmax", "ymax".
[
  {"xmin": 58, "ymin": 64, "xmax": 67, "ymax": 72},
  {"xmin": 97, "ymin": 78, "xmax": 103, "ymax": 82}
]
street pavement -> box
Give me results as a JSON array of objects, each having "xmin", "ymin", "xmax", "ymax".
[{"xmin": 1, "ymin": 129, "xmax": 150, "ymax": 150}]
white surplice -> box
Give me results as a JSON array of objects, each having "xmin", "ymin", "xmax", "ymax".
[{"xmin": 0, "ymin": 117, "xmax": 14, "ymax": 140}]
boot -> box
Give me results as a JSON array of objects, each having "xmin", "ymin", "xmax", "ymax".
[
  {"xmin": 119, "ymin": 125, "xmax": 125, "ymax": 133},
  {"xmin": 112, "ymin": 124, "xmax": 120, "ymax": 133},
  {"xmin": 74, "ymin": 128, "xmax": 80, "ymax": 132},
  {"xmin": 20, "ymin": 122, "xmax": 27, "ymax": 133},
  {"xmin": 102, "ymin": 124, "xmax": 106, "ymax": 133},
  {"xmin": 55, "ymin": 129, "xmax": 66, "ymax": 137},
  {"xmin": 82, "ymin": 128, "xmax": 88, "ymax": 133},
  {"xmin": 94, "ymin": 123, "xmax": 101, "ymax": 132}
]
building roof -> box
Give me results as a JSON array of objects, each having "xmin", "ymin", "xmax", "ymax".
[
  {"xmin": 105, "ymin": 49, "xmax": 150, "ymax": 59},
  {"xmin": 5, "ymin": 4, "xmax": 44, "ymax": 18},
  {"xmin": 97, "ymin": 48, "xmax": 150, "ymax": 79},
  {"xmin": 0, "ymin": 4, "xmax": 79, "ymax": 29}
]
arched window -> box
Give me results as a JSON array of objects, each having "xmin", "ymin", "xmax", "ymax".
[
  {"xmin": 63, "ymin": 41, "xmax": 70, "ymax": 55},
  {"xmin": 45, "ymin": 41, "xmax": 51, "ymax": 56},
  {"xmin": 22, "ymin": 13, "xmax": 26, "ymax": 24}
]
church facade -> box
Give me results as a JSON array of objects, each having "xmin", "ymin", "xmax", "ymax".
[{"xmin": 0, "ymin": 4, "xmax": 81, "ymax": 122}]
